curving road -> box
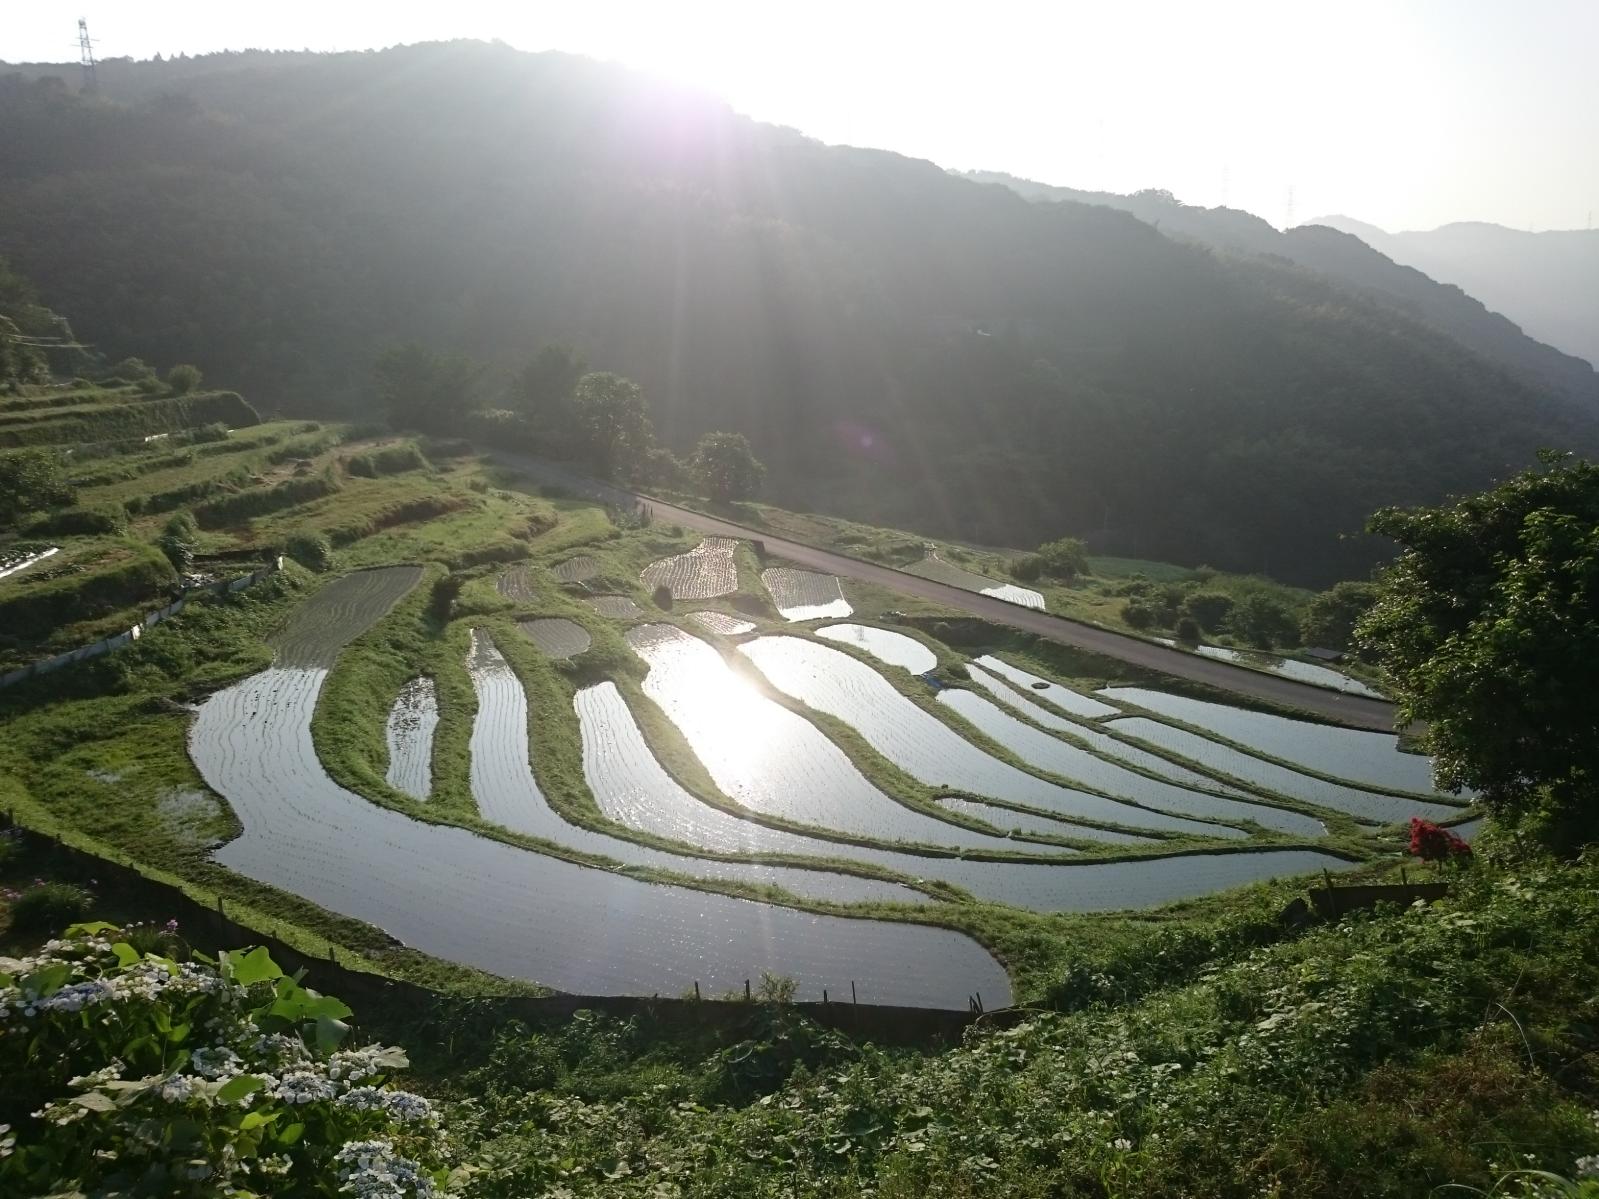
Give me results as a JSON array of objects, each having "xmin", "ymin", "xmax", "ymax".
[{"xmin": 491, "ymin": 452, "xmax": 1401, "ymax": 733}]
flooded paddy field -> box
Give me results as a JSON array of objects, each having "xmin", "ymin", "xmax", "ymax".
[
  {"xmin": 517, "ymin": 617, "xmax": 592, "ymax": 659},
  {"xmin": 761, "ymin": 567, "xmax": 853, "ymax": 621},
  {"xmin": 740, "ymin": 636, "xmax": 1233, "ymax": 839},
  {"xmin": 384, "ymin": 676, "xmax": 438, "ymax": 800},
  {"xmin": 1177, "ymin": 643, "xmax": 1385, "ymax": 698},
  {"xmin": 192, "ymin": 570, "xmax": 1007, "ymax": 1006},
  {"xmin": 626, "ymin": 624, "xmax": 1074, "ymax": 850},
  {"xmin": 817, "ymin": 624, "xmax": 938, "ymax": 675},
  {"xmin": 496, "ymin": 564, "xmax": 540, "ymax": 601},
  {"xmin": 1106, "ymin": 717, "xmax": 1462, "ymax": 824},
  {"xmin": 465, "ymin": 632, "xmax": 919, "ymax": 905},
  {"xmin": 585, "ymin": 594, "xmax": 645, "ymax": 620},
  {"xmin": 974, "ymin": 656, "xmax": 1119, "ymax": 718},
  {"xmin": 640, "ymin": 537, "xmax": 740, "ymax": 601},
  {"xmin": 550, "ymin": 555, "xmax": 601, "ymax": 583},
  {"xmin": 1100, "ymin": 687, "xmax": 1456, "ymax": 798},
  {"xmin": 687, "ymin": 610, "xmax": 757, "ymax": 636},
  {"xmin": 938, "ymin": 688, "xmax": 1323, "ymax": 838}
]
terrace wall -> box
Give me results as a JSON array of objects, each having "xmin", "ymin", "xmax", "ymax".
[{"xmin": 0, "ymin": 558, "xmax": 282, "ymax": 689}]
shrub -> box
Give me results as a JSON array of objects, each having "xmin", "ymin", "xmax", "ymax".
[
  {"xmin": 1226, "ymin": 593, "xmax": 1300, "ymax": 649},
  {"xmin": 283, "ymin": 531, "xmax": 334, "ymax": 572},
  {"xmin": 1174, "ymin": 615, "xmax": 1202, "ymax": 643},
  {"xmin": 158, "ymin": 511, "xmax": 199, "ymax": 572},
  {"xmin": 0, "ymin": 926, "xmax": 448, "ymax": 1196},
  {"xmin": 165, "ymin": 363, "xmax": 203, "ymax": 394},
  {"xmin": 652, "ymin": 583, "xmax": 674, "ymax": 610},
  {"xmin": 25, "ymin": 504, "xmax": 126, "ymax": 536},
  {"xmin": 1122, "ymin": 600, "xmax": 1156, "ymax": 629},
  {"xmin": 1036, "ymin": 536, "xmax": 1089, "ymax": 581},
  {"xmin": 8, "ymin": 882, "xmax": 94, "ymax": 935},
  {"xmin": 0, "ymin": 447, "xmax": 76, "ymax": 523},
  {"xmin": 344, "ymin": 442, "xmax": 428, "ymax": 478},
  {"xmin": 1010, "ymin": 554, "xmax": 1045, "ymax": 582},
  {"xmin": 1408, "ymin": 817, "xmax": 1473, "ymax": 863},
  {"xmin": 181, "ymin": 421, "xmax": 230, "ymax": 445},
  {"xmin": 100, "ymin": 356, "xmax": 156, "ymax": 384},
  {"xmin": 1182, "ymin": 590, "xmax": 1235, "ymax": 632}
]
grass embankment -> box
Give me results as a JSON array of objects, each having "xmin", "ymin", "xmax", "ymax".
[{"xmin": 378, "ymin": 848, "xmax": 1599, "ymax": 1199}]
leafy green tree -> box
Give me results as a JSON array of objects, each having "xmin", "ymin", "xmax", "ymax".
[
  {"xmin": 1300, "ymin": 580, "xmax": 1378, "ymax": 651},
  {"xmin": 0, "ymin": 448, "xmax": 75, "ymax": 525},
  {"xmin": 1122, "ymin": 601, "xmax": 1155, "ymax": 629},
  {"xmin": 102, "ymin": 356, "xmax": 156, "ymax": 384},
  {"xmin": 1358, "ymin": 452, "xmax": 1599, "ymax": 828},
  {"xmin": 511, "ymin": 343, "xmax": 586, "ymax": 425},
  {"xmin": 691, "ymin": 431, "xmax": 766, "ymax": 501},
  {"xmin": 1035, "ymin": 537, "xmax": 1089, "ymax": 581},
  {"xmin": 570, "ymin": 371, "xmax": 652, "ymax": 477},
  {"xmin": 1181, "ymin": 590, "xmax": 1235, "ymax": 632},
  {"xmin": 165, "ymin": 362, "xmax": 203, "ymax": 394},
  {"xmin": 158, "ymin": 511, "xmax": 199, "ymax": 572},
  {"xmin": 373, "ymin": 343, "xmax": 483, "ymax": 435},
  {"xmin": 1174, "ymin": 615, "xmax": 1202, "ymax": 643},
  {"xmin": 1225, "ymin": 593, "xmax": 1299, "ymax": 649}
]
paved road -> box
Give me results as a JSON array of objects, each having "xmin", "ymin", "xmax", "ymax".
[{"xmin": 493, "ymin": 452, "xmax": 1402, "ymax": 733}]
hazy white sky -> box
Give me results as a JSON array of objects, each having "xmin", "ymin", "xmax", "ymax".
[{"xmin": 8, "ymin": 1, "xmax": 1596, "ymax": 232}]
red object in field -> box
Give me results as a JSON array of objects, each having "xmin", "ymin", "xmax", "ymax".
[{"xmin": 1408, "ymin": 817, "xmax": 1472, "ymax": 862}]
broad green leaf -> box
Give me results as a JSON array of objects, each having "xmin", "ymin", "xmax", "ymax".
[
  {"xmin": 228, "ymin": 946, "xmax": 283, "ymax": 986},
  {"xmin": 240, "ymin": 1110, "xmax": 279, "ymax": 1131},
  {"xmin": 111, "ymin": 942, "xmax": 140, "ymax": 968},
  {"xmin": 66, "ymin": 921, "xmax": 119, "ymax": 936},
  {"xmin": 71, "ymin": 1092, "xmax": 116, "ymax": 1112},
  {"xmin": 277, "ymin": 1122, "xmax": 304, "ymax": 1145},
  {"xmin": 218, "ymin": 1075, "xmax": 267, "ymax": 1104},
  {"xmin": 22, "ymin": 963, "xmax": 71, "ymax": 997},
  {"xmin": 313, "ymin": 1014, "xmax": 350, "ymax": 1054}
]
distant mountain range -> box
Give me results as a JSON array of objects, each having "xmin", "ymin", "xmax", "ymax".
[
  {"xmin": 1, "ymin": 43, "xmax": 1595, "ymax": 585},
  {"xmin": 965, "ymin": 172, "xmax": 1599, "ymax": 402},
  {"xmin": 1311, "ymin": 216, "xmax": 1599, "ymax": 370}
]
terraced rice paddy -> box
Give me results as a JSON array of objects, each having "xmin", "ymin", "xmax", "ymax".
[
  {"xmin": 761, "ymin": 567, "xmax": 853, "ymax": 621},
  {"xmin": 626, "ymin": 624, "xmax": 1061, "ymax": 850},
  {"xmin": 817, "ymin": 624, "xmax": 937, "ymax": 674},
  {"xmin": 585, "ymin": 595, "xmax": 645, "ymax": 620},
  {"xmin": 904, "ymin": 553, "xmax": 1046, "ymax": 610},
  {"xmin": 1100, "ymin": 688, "xmax": 1454, "ymax": 797},
  {"xmin": 1154, "ymin": 640, "xmax": 1385, "ymax": 698},
  {"xmin": 495, "ymin": 564, "xmax": 539, "ymax": 601},
  {"xmin": 936, "ymin": 798, "xmax": 1146, "ymax": 843},
  {"xmin": 0, "ymin": 544, "xmax": 59, "ymax": 580},
  {"xmin": 550, "ymin": 555, "xmax": 601, "ymax": 583},
  {"xmin": 938, "ymin": 687, "xmax": 1325, "ymax": 838},
  {"xmin": 963, "ymin": 665, "xmax": 1254, "ymax": 796},
  {"xmin": 640, "ymin": 537, "xmax": 739, "ymax": 601},
  {"xmin": 517, "ymin": 618, "xmax": 591, "ymax": 659},
  {"xmin": 687, "ymin": 611, "xmax": 757, "ymax": 636},
  {"xmin": 740, "ymin": 636, "xmax": 1231, "ymax": 839},
  {"xmin": 384, "ymin": 677, "xmax": 438, "ymax": 801},
  {"xmin": 1106, "ymin": 717, "xmax": 1463, "ymax": 824},
  {"xmin": 464, "ymin": 633, "xmax": 917, "ymax": 905},
  {"xmin": 192, "ymin": 569, "xmax": 1007, "ymax": 1006},
  {"xmin": 974, "ymin": 656, "xmax": 1119, "ymax": 718}
]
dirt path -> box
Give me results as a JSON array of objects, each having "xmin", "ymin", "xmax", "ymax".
[{"xmin": 490, "ymin": 451, "xmax": 1402, "ymax": 733}]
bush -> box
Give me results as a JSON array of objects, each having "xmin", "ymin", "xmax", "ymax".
[
  {"xmin": 181, "ymin": 421, "xmax": 230, "ymax": 445},
  {"xmin": 1122, "ymin": 600, "xmax": 1156, "ymax": 629},
  {"xmin": 344, "ymin": 442, "xmax": 428, "ymax": 477},
  {"xmin": 158, "ymin": 511, "xmax": 199, "ymax": 572},
  {"xmin": 1174, "ymin": 615, "xmax": 1202, "ymax": 643},
  {"xmin": 8, "ymin": 882, "xmax": 94, "ymax": 934},
  {"xmin": 1226, "ymin": 593, "xmax": 1300, "ymax": 650},
  {"xmin": 652, "ymin": 583, "xmax": 674, "ymax": 610},
  {"xmin": 0, "ymin": 447, "xmax": 76, "ymax": 524},
  {"xmin": 1036, "ymin": 536, "xmax": 1089, "ymax": 581},
  {"xmin": 100, "ymin": 356, "xmax": 156, "ymax": 384},
  {"xmin": 24, "ymin": 504, "xmax": 126, "ymax": 536},
  {"xmin": 283, "ymin": 531, "xmax": 334, "ymax": 572},
  {"xmin": 1010, "ymin": 554, "xmax": 1045, "ymax": 582},
  {"xmin": 165, "ymin": 363, "xmax": 203, "ymax": 394},
  {"xmin": 1182, "ymin": 590, "xmax": 1235, "ymax": 631},
  {"xmin": 0, "ymin": 926, "xmax": 448, "ymax": 1196}
]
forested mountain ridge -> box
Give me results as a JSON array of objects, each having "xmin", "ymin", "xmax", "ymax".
[
  {"xmin": 2, "ymin": 41, "xmax": 1595, "ymax": 585},
  {"xmin": 1313, "ymin": 214, "xmax": 1599, "ymax": 370},
  {"xmin": 967, "ymin": 171, "xmax": 1599, "ymax": 404}
]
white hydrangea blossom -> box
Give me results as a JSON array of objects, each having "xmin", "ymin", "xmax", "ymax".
[
  {"xmin": 272, "ymin": 1069, "xmax": 338, "ymax": 1105},
  {"xmin": 334, "ymin": 1139, "xmax": 436, "ymax": 1198},
  {"xmin": 191, "ymin": 1046, "xmax": 243, "ymax": 1080},
  {"xmin": 1575, "ymin": 1154, "xmax": 1599, "ymax": 1180},
  {"xmin": 157, "ymin": 1074, "xmax": 197, "ymax": 1103}
]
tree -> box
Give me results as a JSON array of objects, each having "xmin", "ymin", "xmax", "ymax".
[
  {"xmin": 1358, "ymin": 452, "xmax": 1599, "ymax": 829},
  {"xmin": 166, "ymin": 363, "xmax": 203, "ymax": 394},
  {"xmin": 1300, "ymin": 580, "xmax": 1378, "ymax": 652},
  {"xmin": 1035, "ymin": 537, "xmax": 1089, "ymax": 582},
  {"xmin": 690, "ymin": 431, "xmax": 765, "ymax": 502},
  {"xmin": 0, "ymin": 448, "xmax": 75, "ymax": 525},
  {"xmin": 373, "ymin": 343, "xmax": 482, "ymax": 435},
  {"xmin": 1181, "ymin": 590, "xmax": 1234, "ymax": 633},
  {"xmin": 1225, "ymin": 594, "xmax": 1299, "ymax": 649},
  {"xmin": 569, "ymin": 372, "xmax": 652, "ymax": 477},
  {"xmin": 511, "ymin": 343, "xmax": 586, "ymax": 425}
]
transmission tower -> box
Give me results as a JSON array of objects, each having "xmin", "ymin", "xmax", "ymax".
[{"xmin": 78, "ymin": 18, "xmax": 98, "ymax": 93}]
